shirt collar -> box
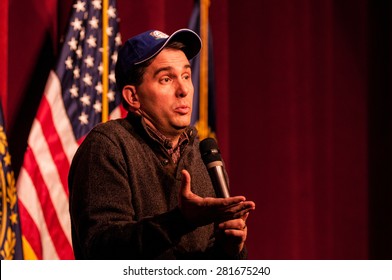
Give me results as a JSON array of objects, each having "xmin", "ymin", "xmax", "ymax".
[{"xmin": 140, "ymin": 117, "xmax": 191, "ymax": 150}]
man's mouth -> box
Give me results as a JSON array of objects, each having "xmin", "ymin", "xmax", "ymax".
[{"xmin": 174, "ymin": 106, "xmax": 191, "ymax": 114}]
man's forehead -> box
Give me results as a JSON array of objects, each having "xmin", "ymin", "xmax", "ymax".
[{"xmin": 148, "ymin": 49, "xmax": 190, "ymax": 69}]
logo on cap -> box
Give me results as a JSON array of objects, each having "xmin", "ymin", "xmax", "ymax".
[{"xmin": 150, "ymin": 31, "xmax": 169, "ymax": 40}]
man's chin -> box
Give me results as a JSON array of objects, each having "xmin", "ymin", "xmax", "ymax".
[
  {"xmin": 172, "ymin": 119, "xmax": 191, "ymax": 130},
  {"xmin": 173, "ymin": 124, "xmax": 189, "ymax": 131}
]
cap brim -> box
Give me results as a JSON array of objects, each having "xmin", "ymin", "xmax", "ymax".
[{"xmin": 135, "ymin": 28, "xmax": 202, "ymax": 65}]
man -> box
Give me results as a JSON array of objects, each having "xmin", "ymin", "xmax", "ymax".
[{"xmin": 68, "ymin": 28, "xmax": 255, "ymax": 259}]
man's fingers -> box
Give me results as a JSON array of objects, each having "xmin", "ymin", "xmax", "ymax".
[
  {"xmin": 216, "ymin": 201, "xmax": 255, "ymax": 222},
  {"xmin": 218, "ymin": 217, "xmax": 246, "ymax": 231},
  {"xmin": 242, "ymin": 212, "xmax": 250, "ymax": 222},
  {"xmin": 228, "ymin": 201, "xmax": 255, "ymax": 214}
]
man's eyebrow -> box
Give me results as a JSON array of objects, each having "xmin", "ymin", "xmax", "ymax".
[
  {"xmin": 153, "ymin": 66, "xmax": 172, "ymax": 78},
  {"xmin": 153, "ymin": 64, "xmax": 192, "ymax": 78}
]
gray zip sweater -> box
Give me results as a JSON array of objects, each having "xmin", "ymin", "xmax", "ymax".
[{"xmin": 68, "ymin": 113, "xmax": 245, "ymax": 259}]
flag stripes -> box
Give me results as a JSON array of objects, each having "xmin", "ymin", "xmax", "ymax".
[
  {"xmin": 43, "ymin": 72, "xmax": 79, "ymax": 163},
  {"xmin": 34, "ymin": 98, "xmax": 71, "ymax": 194},
  {"xmin": 18, "ymin": 201, "xmax": 42, "ymax": 259}
]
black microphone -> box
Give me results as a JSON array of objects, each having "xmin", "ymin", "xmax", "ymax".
[{"xmin": 200, "ymin": 138, "xmax": 230, "ymax": 198}]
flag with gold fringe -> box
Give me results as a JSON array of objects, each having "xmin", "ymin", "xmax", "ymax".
[
  {"xmin": 15, "ymin": 0, "xmax": 122, "ymax": 259},
  {"xmin": 0, "ymin": 101, "xmax": 23, "ymax": 260},
  {"xmin": 189, "ymin": 0, "xmax": 216, "ymax": 140}
]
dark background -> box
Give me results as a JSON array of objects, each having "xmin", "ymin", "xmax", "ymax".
[{"xmin": 2, "ymin": 0, "xmax": 391, "ymax": 259}]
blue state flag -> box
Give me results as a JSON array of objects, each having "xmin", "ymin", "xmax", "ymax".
[
  {"xmin": 189, "ymin": 0, "xmax": 216, "ymax": 139},
  {"xmin": 0, "ymin": 101, "xmax": 23, "ymax": 260}
]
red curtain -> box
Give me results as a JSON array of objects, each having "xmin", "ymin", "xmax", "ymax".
[
  {"xmin": 228, "ymin": 0, "xmax": 370, "ymax": 259},
  {"xmin": 7, "ymin": 0, "xmax": 392, "ymax": 259},
  {"xmin": 0, "ymin": 0, "xmax": 8, "ymax": 113}
]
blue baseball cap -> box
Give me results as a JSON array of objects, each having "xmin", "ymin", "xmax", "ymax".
[{"xmin": 115, "ymin": 28, "xmax": 202, "ymax": 91}]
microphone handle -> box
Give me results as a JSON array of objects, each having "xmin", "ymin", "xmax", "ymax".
[{"xmin": 207, "ymin": 161, "xmax": 230, "ymax": 198}]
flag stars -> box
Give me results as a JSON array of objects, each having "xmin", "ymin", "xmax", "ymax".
[
  {"xmin": 98, "ymin": 62, "xmax": 103, "ymax": 75},
  {"xmin": 68, "ymin": 37, "xmax": 78, "ymax": 51},
  {"xmin": 82, "ymin": 73, "xmax": 93, "ymax": 86},
  {"xmin": 80, "ymin": 28, "xmax": 86, "ymax": 40},
  {"xmin": 111, "ymin": 51, "xmax": 118, "ymax": 64},
  {"xmin": 76, "ymin": 46, "xmax": 83, "ymax": 59},
  {"xmin": 115, "ymin": 33, "xmax": 122, "ymax": 46},
  {"xmin": 106, "ymin": 26, "xmax": 113, "ymax": 37},
  {"xmin": 73, "ymin": 66, "xmax": 80, "ymax": 79},
  {"xmin": 79, "ymin": 112, "xmax": 89, "ymax": 125},
  {"xmin": 92, "ymin": 0, "xmax": 102, "ymax": 10},
  {"xmin": 89, "ymin": 16, "xmax": 99, "ymax": 29},
  {"xmin": 73, "ymin": 0, "xmax": 86, "ymax": 12},
  {"xmin": 80, "ymin": 94, "xmax": 91, "ymax": 106},
  {"xmin": 93, "ymin": 100, "xmax": 102, "ymax": 113},
  {"xmin": 3, "ymin": 152, "xmax": 11, "ymax": 166},
  {"xmin": 9, "ymin": 212, "xmax": 18, "ymax": 225},
  {"xmin": 69, "ymin": 84, "xmax": 79, "ymax": 98},
  {"xmin": 107, "ymin": 6, "xmax": 117, "ymax": 18},
  {"xmin": 84, "ymin": 55, "xmax": 95, "ymax": 68},
  {"xmin": 95, "ymin": 82, "xmax": 103, "ymax": 94},
  {"xmin": 61, "ymin": 1, "xmax": 121, "ymax": 132},
  {"xmin": 107, "ymin": 90, "xmax": 115, "ymax": 102},
  {"xmin": 65, "ymin": 56, "xmax": 73, "ymax": 69},
  {"xmin": 109, "ymin": 70, "xmax": 116, "ymax": 83},
  {"xmin": 71, "ymin": 18, "xmax": 83, "ymax": 31},
  {"xmin": 86, "ymin": 35, "xmax": 97, "ymax": 48}
]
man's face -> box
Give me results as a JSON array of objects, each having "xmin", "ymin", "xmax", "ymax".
[{"xmin": 136, "ymin": 48, "xmax": 194, "ymax": 138}]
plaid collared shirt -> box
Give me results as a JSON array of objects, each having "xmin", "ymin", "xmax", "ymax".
[{"xmin": 145, "ymin": 124, "xmax": 190, "ymax": 164}]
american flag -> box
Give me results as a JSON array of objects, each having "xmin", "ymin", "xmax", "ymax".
[{"xmin": 16, "ymin": 0, "xmax": 122, "ymax": 259}]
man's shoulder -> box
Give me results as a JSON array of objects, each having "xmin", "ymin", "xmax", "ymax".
[
  {"xmin": 93, "ymin": 117, "xmax": 129, "ymax": 132},
  {"xmin": 85, "ymin": 117, "xmax": 137, "ymax": 143}
]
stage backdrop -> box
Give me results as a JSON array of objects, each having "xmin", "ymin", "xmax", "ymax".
[{"xmin": 6, "ymin": 0, "xmax": 392, "ymax": 259}]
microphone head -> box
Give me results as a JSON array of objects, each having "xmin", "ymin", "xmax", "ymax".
[{"xmin": 200, "ymin": 138, "xmax": 222, "ymax": 164}]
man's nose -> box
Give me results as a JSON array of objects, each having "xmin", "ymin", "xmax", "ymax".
[{"xmin": 175, "ymin": 79, "xmax": 190, "ymax": 98}]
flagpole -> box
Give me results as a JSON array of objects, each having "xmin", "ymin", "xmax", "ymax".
[
  {"xmin": 102, "ymin": 0, "xmax": 109, "ymax": 122},
  {"xmin": 199, "ymin": 0, "xmax": 210, "ymax": 139}
]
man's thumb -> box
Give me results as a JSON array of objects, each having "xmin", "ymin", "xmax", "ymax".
[{"xmin": 180, "ymin": 169, "xmax": 191, "ymax": 197}]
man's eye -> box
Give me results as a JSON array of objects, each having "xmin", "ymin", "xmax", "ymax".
[{"xmin": 161, "ymin": 77, "xmax": 171, "ymax": 83}]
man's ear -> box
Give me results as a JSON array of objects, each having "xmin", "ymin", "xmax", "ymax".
[{"xmin": 122, "ymin": 85, "xmax": 140, "ymax": 111}]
